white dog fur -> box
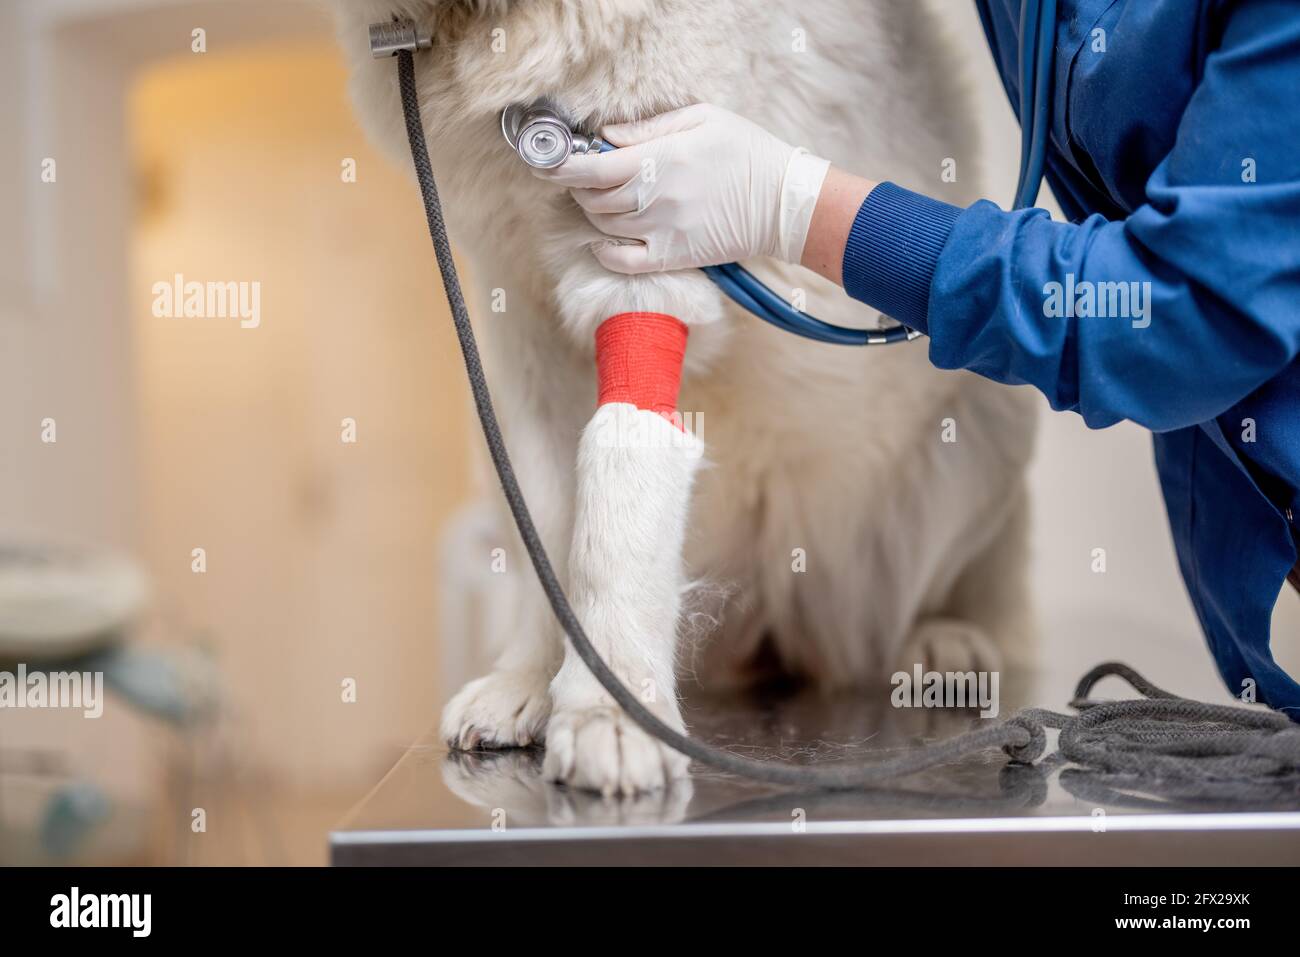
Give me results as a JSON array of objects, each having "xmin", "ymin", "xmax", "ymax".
[{"xmin": 334, "ymin": 0, "xmax": 1039, "ymax": 795}]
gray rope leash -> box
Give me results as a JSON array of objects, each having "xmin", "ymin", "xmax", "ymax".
[{"xmin": 394, "ymin": 50, "xmax": 1300, "ymax": 801}]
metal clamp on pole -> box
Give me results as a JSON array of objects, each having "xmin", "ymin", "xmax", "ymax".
[{"xmin": 368, "ymin": 20, "xmax": 432, "ymax": 58}]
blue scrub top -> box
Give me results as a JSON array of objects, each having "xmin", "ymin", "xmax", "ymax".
[{"xmin": 841, "ymin": 0, "xmax": 1300, "ymax": 714}]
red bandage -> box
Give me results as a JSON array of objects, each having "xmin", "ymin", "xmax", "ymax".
[{"xmin": 595, "ymin": 312, "xmax": 688, "ymax": 427}]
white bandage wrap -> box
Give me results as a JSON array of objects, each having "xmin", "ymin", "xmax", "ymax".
[
  {"xmin": 556, "ymin": 402, "xmax": 702, "ymax": 705},
  {"xmin": 777, "ymin": 148, "xmax": 832, "ymax": 265}
]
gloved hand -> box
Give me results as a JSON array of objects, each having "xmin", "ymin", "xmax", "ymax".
[{"xmin": 533, "ymin": 103, "xmax": 830, "ymax": 275}]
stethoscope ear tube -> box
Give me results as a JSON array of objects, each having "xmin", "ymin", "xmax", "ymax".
[{"xmin": 1014, "ymin": 0, "xmax": 1056, "ymax": 211}]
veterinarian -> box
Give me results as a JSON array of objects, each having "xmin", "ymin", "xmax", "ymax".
[{"xmin": 542, "ymin": 0, "xmax": 1300, "ymax": 715}]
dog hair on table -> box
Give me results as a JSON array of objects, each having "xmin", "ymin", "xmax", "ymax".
[{"xmin": 334, "ymin": 0, "xmax": 1038, "ymax": 796}]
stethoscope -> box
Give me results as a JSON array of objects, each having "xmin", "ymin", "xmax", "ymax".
[{"xmin": 501, "ymin": 0, "xmax": 1057, "ymax": 346}]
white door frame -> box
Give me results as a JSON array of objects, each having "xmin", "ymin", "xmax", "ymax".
[{"xmin": 1, "ymin": 0, "xmax": 329, "ymax": 547}]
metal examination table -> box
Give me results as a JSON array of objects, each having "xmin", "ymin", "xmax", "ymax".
[{"xmin": 331, "ymin": 667, "xmax": 1300, "ymax": 865}]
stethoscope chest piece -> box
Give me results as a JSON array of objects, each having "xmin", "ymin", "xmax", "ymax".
[{"xmin": 501, "ymin": 100, "xmax": 606, "ymax": 169}]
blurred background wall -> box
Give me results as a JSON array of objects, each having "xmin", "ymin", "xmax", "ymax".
[
  {"xmin": 129, "ymin": 43, "xmax": 470, "ymax": 788},
  {"xmin": 1, "ymin": 0, "xmax": 475, "ymax": 864},
  {"xmin": 0, "ymin": 0, "xmax": 1295, "ymax": 864}
]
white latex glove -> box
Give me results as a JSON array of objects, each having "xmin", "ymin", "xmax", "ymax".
[{"xmin": 533, "ymin": 103, "xmax": 830, "ymax": 274}]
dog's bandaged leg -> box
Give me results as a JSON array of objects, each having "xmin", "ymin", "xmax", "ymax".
[{"xmin": 545, "ymin": 312, "xmax": 702, "ymax": 795}]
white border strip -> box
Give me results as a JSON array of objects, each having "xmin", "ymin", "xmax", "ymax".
[{"xmin": 332, "ymin": 811, "xmax": 1300, "ymax": 846}]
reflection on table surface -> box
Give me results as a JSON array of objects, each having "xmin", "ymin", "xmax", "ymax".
[{"xmin": 336, "ymin": 669, "xmax": 1300, "ymax": 837}]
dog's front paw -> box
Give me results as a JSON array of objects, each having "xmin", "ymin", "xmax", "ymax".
[
  {"xmin": 441, "ymin": 670, "xmax": 553, "ymax": 750},
  {"xmin": 898, "ymin": 618, "xmax": 1002, "ymax": 676},
  {"xmin": 543, "ymin": 704, "xmax": 689, "ymax": 796}
]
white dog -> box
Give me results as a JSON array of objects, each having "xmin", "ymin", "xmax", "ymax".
[{"xmin": 334, "ymin": 0, "xmax": 1038, "ymax": 795}]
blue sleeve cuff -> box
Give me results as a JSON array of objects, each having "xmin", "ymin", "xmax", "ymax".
[{"xmin": 841, "ymin": 182, "xmax": 963, "ymax": 336}]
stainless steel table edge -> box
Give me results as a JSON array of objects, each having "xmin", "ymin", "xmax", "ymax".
[{"xmin": 330, "ymin": 811, "xmax": 1300, "ymax": 866}]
